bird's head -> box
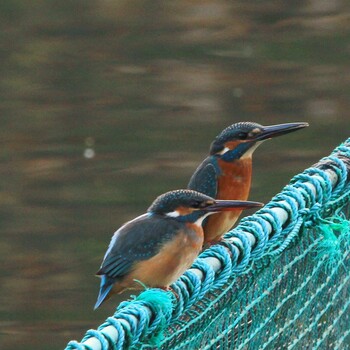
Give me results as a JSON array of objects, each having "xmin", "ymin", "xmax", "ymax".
[
  {"xmin": 148, "ymin": 189, "xmax": 263, "ymax": 225},
  {"xmin": 210, "ymin": 121, "xmax": 309, "ymax": 162}
]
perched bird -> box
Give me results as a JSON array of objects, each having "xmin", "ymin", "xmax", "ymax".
[
  {"xmin": 94, "ymin": 189, "xmax": 263, "ymax": 308},
  {"xmin": 188, "ymin": 121, "xmax": 308, "ymax": 245}
]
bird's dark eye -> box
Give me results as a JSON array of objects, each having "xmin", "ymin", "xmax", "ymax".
[
  {"xmin": 191, "ymin": 200, "xmax": 213, "ymax": 209},
  {"xmin": 191, "ymin": 201, "xmax": 202, "ymax": 209},
  {"xmin": 238, "ymin": 132, "xmax": 248, "ymax": 140}
]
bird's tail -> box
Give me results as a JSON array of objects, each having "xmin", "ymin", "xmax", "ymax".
[{"xmin": 94, "ymin": 275, "xmax": 115, "ymax": 310}]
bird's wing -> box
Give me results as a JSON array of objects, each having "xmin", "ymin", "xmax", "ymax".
[
  {"xmin": 97, "ymin": 215, "xmax": 180, "ymax": 279},
  {"xmin": 187, "ymin": 157, "xmax": 219, "ymax": 198}
]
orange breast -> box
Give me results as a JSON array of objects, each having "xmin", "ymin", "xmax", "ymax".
[
  {"xmin": 113, "ymin": 228, "xmax": 204, "ymax": 294},
  {"xmin": 203, "ymin": 158, "xmax": 252, "ymax": 243},
  {"xmin": 216, "ymin": 158, "xmax": 252, "ymax": 200}
]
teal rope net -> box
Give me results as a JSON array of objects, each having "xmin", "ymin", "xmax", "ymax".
[{"xmin": 66, "ymin": 138, "xmax": 350, "ymax": 350}]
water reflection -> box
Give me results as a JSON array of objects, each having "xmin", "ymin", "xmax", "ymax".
[{"xmin": 1, "ymin": 1, "xmax": 349, "ymax": 349}]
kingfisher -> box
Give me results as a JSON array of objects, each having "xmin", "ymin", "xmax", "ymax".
[
  {"xmin": 188, "ymin": 121, "xmax": 309, "ymax": 245},
  {"xmin": 94, "ymin": 189, "xmax": 263, "ymax": 308}
]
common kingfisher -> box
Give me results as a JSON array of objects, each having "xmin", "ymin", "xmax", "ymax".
[
  {"xmin": 188, "ymin": 121, "xmax": 309, "ymax": 245},
  {"xmin": 94, "ymin": 189, "xmax": 263, "ymax": 308}
]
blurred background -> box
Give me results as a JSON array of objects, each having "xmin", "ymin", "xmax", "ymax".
[{"xmin": 0, "ymin": 1, "xmax": 349, "ymax": 349}]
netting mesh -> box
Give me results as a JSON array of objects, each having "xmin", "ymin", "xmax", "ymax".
[{"xmin": 156, "ymin": 208, "xmax": 350, "ymax": 350}]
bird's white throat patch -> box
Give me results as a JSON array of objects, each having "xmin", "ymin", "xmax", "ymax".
[
  {"xmin": 194, "ymin": 212, "xmax": 212, "ymax": 226},
  {"xmin": 241, "ymin": 141, "xmax": 263, "ymax": 159}
]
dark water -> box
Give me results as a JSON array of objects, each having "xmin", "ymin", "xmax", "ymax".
[{"xmin": 1, "ymin": 1, "xmax": 349, "ymax": 349}]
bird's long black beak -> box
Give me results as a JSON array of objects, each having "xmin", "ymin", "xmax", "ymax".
[
  {"xmin": 255, "ymin": 122, "xmax": 309, "ymax": 141},
  {"xmin": 204, "ymin": 200, "xmax": 264, "ymax": 212}
]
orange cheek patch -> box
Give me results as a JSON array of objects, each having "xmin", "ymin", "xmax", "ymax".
[
  {"xmin": 176, "ymin": 206, "xmax": 193, "ymax": 216},
  {"xmin": 224, "ymin": 139, "xmax": 252, "ymax": 151},
  {"xmin": 225, "ymin": 140, "xmax": 240, "ymax": 150}
]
